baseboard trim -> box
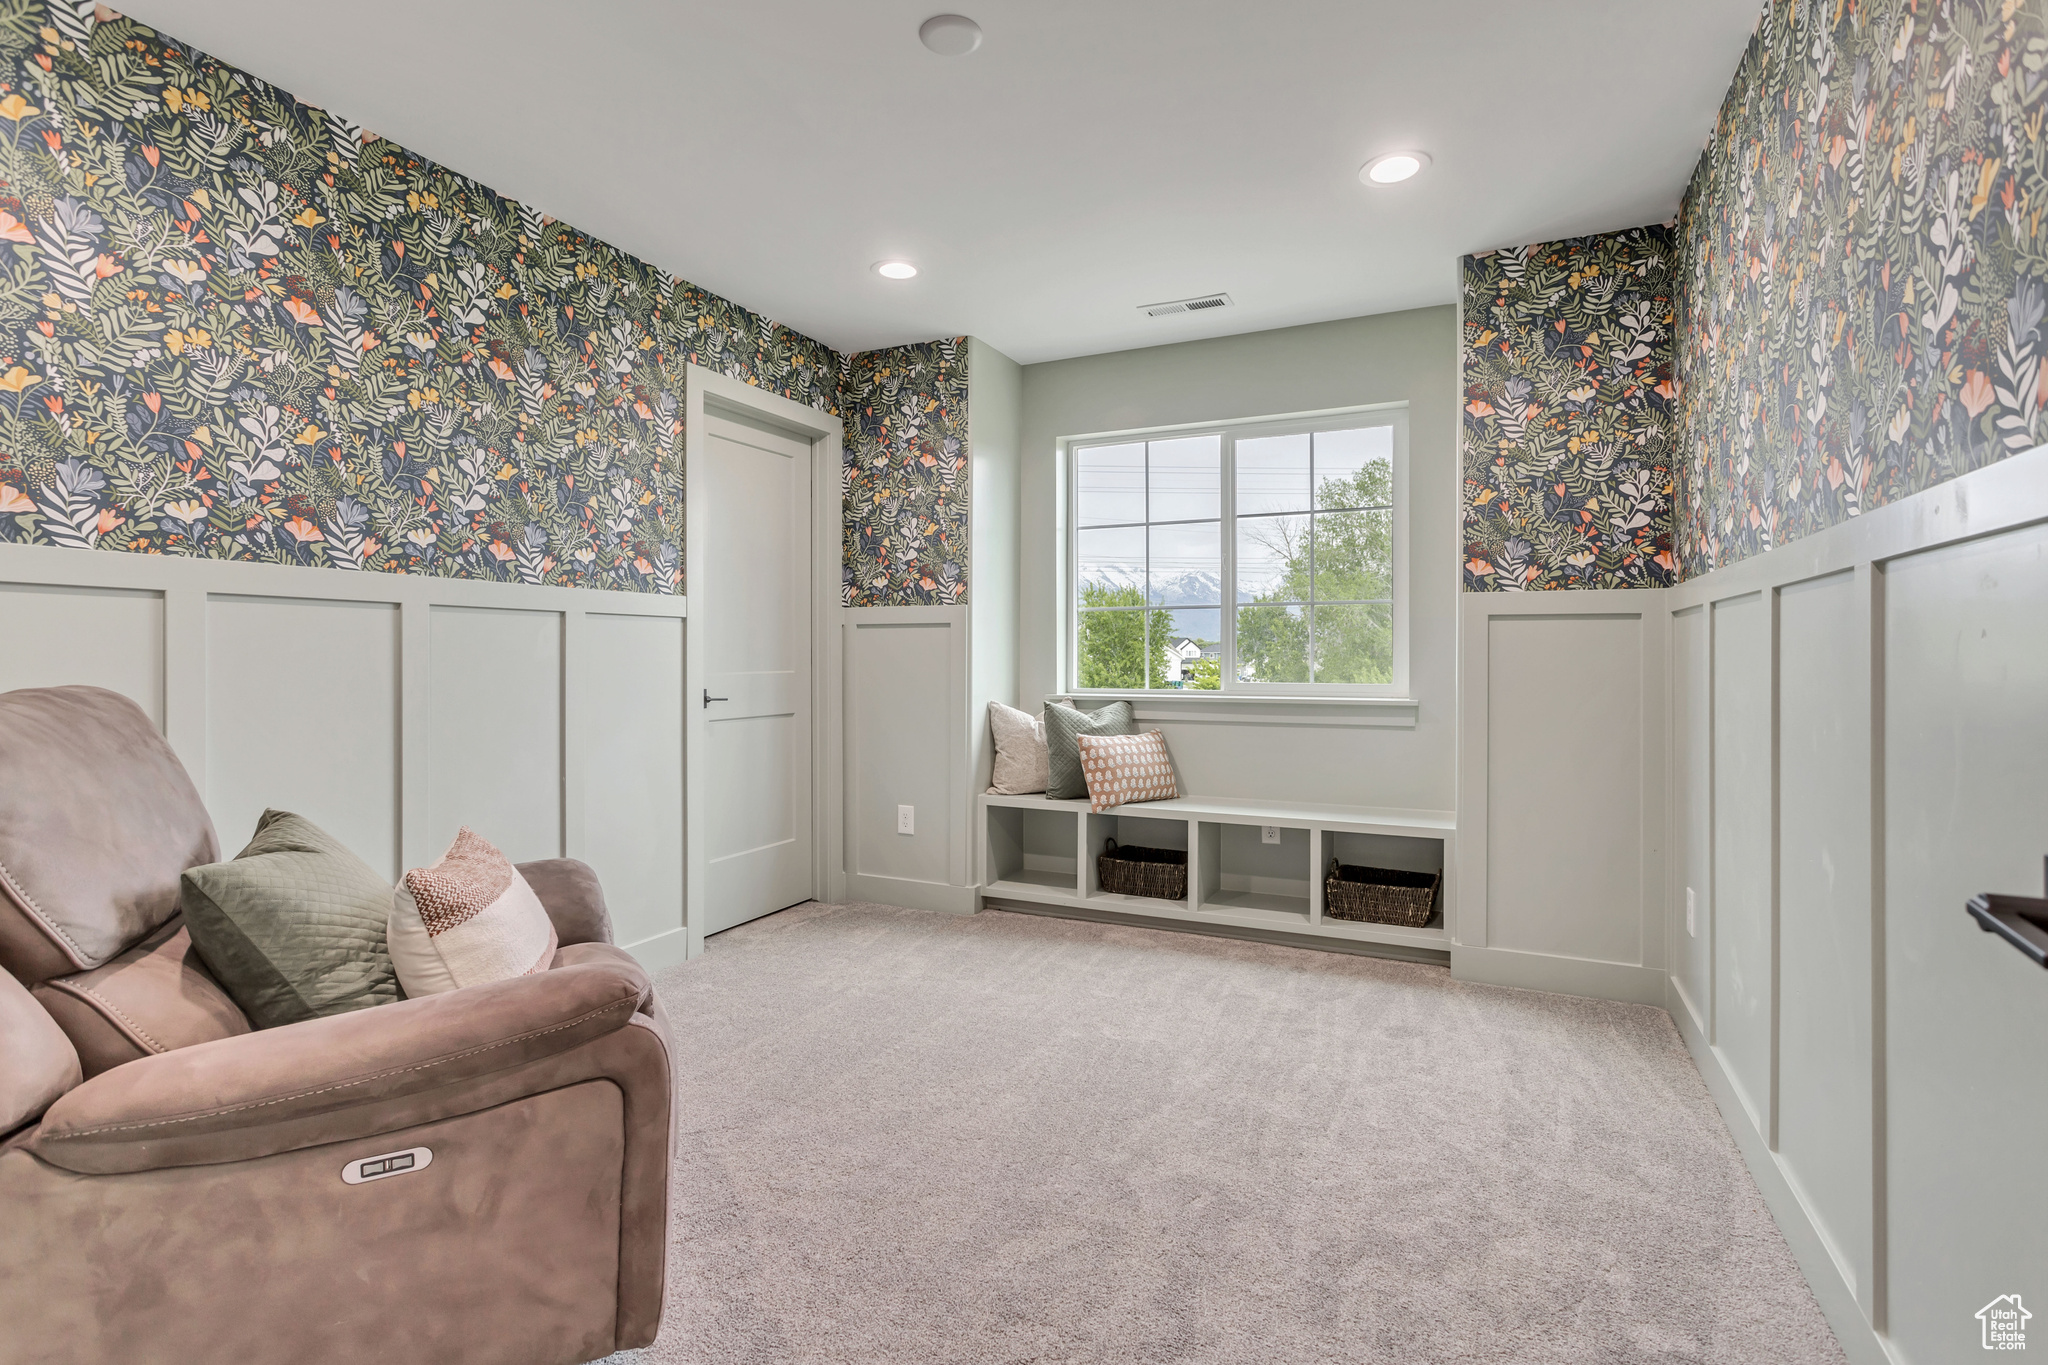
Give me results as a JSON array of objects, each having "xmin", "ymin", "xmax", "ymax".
[
  {"xmin": 983, "ymin": 897, "xmax": 1453, "ymax": 964},
  {"xmin": 1666, "ymin": 979, "xmax": 1898, "ymax": 1365},
  {"xmin": 845, "ymin": 873, "xmax": 979, "ymax": 916},
  {"xmin": 620, "ymin": 925, "xmax": 693, "ymax": 974},
  {"xmin": 1449, "ymin": 945, "xmax": 1665, "ymax": 1005}
]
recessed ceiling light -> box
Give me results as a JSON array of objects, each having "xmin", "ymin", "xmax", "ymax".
[
  {"xmin": 1361, "ymin": 152, "xmax": 1430, "ymax": 185},
  {"xmin": 919, "ymin": 14, "xmax": 982, "ymax": 56},
  {"xmin": 873, "ymin": 260, "xmax": 918, "ymax": 280}
]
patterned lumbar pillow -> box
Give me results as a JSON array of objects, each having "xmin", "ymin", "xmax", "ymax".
[
  {"xmin": 387, "ymin": 827, "xmax": 558, "ymax": 997},
  {"xmin": 1043, "ymin": 700, "xmax": 1134, "ymax": 799},
  {"xmin": 180, "ymin": 810, "xmax": 401, "ymax": 1029},
  {"xmin": 987, "ymin": 701, "xmax": 1049, "ymax": 794},
  {"xmin": 1076, "ymin": 729, "xmax": 1180, "ymax": 813}
]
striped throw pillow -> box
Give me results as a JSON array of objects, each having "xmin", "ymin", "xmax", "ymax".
[{"xmin": 1076, "ymin": 730, "xmax": 1179, "ymax": 813}]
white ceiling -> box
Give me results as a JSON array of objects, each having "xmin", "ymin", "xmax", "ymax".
[{"xmin": 127, "ymin": 0, "xmax": 1760, "ymax": 365}]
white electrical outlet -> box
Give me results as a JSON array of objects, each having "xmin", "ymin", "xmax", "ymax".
[
  {"xmin": 1261, "ymin": 825, "xmax": 1281, "ymax": 844},
  {"xmin": 1686, "ymin": 886, "xmax": 1696, "ymax": 938},
  {"xmin": 897, "ymin": 805, "xmax": 915, "ymax": 835}
]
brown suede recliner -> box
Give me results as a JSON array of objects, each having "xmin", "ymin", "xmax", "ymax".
[{"xmin": 0, "ymin": 685, "xmax": 675, "ymax": 1365}]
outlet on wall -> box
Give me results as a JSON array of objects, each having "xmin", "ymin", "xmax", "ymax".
[
  {"xmin": 1686, "ymin": 886, "xmax": 1696, "ymax": 938},
  {"xmin": 897, "ymin": 805, "xmax": 915, "ymax": 835},
  {"xmin": 1261, "ymin": 826, "xmax": 1281, "ymax": 844}
]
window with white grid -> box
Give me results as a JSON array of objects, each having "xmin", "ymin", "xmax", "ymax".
[{"xmin": 1066, "ymin": 407, "xmax": 1406, "ymax": 696}]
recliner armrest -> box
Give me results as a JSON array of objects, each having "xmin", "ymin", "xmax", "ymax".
[
  {"xmin": 31, "ymin": 954, "xmax": 652, "ymax": 1175},
  {"xmin": 517, "ymin": 858, "xmax": 613, "ymax": 946}
]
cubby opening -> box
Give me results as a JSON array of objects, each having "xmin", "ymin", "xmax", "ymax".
[
  {"xmin": 1322, "ymin": 830, "xmax": 1445, "ymax": 927},
  {"xmin": 1197, "ymin": 822, "xmax": 1311, "ymax": 922},
  {"xmin": 1085, "ymin": 812, "xmax": 1190, "ymax": 902},
  {"xmin": 987, "ymin": 804, "xmax": 1079, "ymax": 893}
]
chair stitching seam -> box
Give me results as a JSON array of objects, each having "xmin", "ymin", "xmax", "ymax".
[
  {"xmin": 0, "ymin": 859, "xmax": 91, "ymax": 965},
  {"xmin": 42, "ymin": 978, "xmax": 167, "ymax": 1052}
]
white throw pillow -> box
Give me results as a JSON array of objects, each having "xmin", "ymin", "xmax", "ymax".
[
  {"xmin": 387, "ymin": 827, "xmax": 557, "ymax": 998},
  {"xmin": 987, "ymin": 701, "xmax": 1050, "ymax": 794},
  {"xmin": 386, "ymin": 884, "xmax": 460, "ymax": 997}
]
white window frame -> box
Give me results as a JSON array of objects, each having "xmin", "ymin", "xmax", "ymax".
[{"xmin": 1059, "ymin": 403, "xmax": 1410, "ymax": 701}]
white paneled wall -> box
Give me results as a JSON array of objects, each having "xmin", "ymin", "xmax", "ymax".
[
  {"xmin": 1773, "ymin": 568, "xmax": 1871, "ymax": 1306},
  {"xmin": 1459, "ymin": 448, "xmax": 2048, "ymax": 1365},
  {"xmin": 426, "ymin": 606, "xmax": 565, "ymax": 865},
  {"xmin": 579, "ymin": 612, "xmax": 686, "ymax": 950},
  {"xmin": 1710, "ymin": 589, "xmax": 1773, "ymax": 1133},
  {"xmin": 1669, "ymin": 604, "xmax": 1712, "ymax": 1025},
  {"xmin": 1879, "ymin": 517, "xmax": 2048, "ymax": 1360},
  {"xmin": 0, "ymin": 545, "xmax": 690, "ymax": 971},
  {"xmin": 1563, "ymin": 449, "xmax": 2048, "ymax": 1365},
  {"xmin": 0, "ymin": 581, "xmax": 165, "ymax": 724},
  {"xmin": 1455, "ymin": 591, "xmax": 1666, "ymax": 1004},
  {"xmin": 207, "ymin": 594, "xmax": 401, "ymax": 876},
  {"xmin": 841, "ymin": 605, "xmax": 973, "ymax": 913},
  {"xmin": 1485, "ymin": 612, "xmax": 1645, "ymax": 964}
]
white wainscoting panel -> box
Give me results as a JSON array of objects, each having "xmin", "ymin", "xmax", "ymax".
[
  {"xmin": 579, "ymin": 612, "xmax": 685, "ymax": 953},
  {"xmin": 842, "ymin": 606, "xmax": 973, "ymax": 914},
  {"xmin": 1670, "ymin": 604, "xmax": 1712, "ymax": 1033},
  {"xmin": 427, "ymin": 606, "xmax": 563, "ymax": 866},
  {"xmin": 1455, "ymin": 593, "xmax": 1665, "ymax": 1003},
  {"xmin": 0, "ymin": 544, "xmax": 689, "ymax": 973},
  {"xmin": 1710, "ymin": 590, "xmax": 1774, "ymax": 1134},
  {"xmin": 1484, "ymin": 613, "xmax": 1644, "ymax": 964},
  {"xmin": 0, "ymin": 581, "xmax": 164, "ymax": 726},
  {"xmin": 207, "ymin": 594, "xmax": 401, "ymax": 878},
  {"xmin": 1658, "ymin": 446, "xmax": 2048, "ymax": 1365},
  {"xmin": 1881, "ymin": 520, "xmax": 2048, "ymax": 1363},
  {"xmin": 1774, "ymin": 569, "xmax": 1872, "ymax": 1306}
]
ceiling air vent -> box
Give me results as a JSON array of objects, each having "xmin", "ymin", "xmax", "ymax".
[{"xmin": 1141, "ymin": 293, "xmax": 1233, "ymax": 318}]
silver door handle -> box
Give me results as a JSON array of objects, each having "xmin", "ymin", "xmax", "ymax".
[{"xmin": 703, "ymin": 689, "xmax": 728, "ymax": 708}]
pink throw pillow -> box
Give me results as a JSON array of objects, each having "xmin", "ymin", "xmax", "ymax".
[{"xmin": 1076, "ymin": 730, "xmax": 1179, "ymax": 813}]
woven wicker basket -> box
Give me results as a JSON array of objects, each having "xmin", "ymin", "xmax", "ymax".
[
  {"xmin": 1097, "ymin": 839, "xmax": 1187, "ymax": 900},
  {"xmin": 1324, "ymin": 860, "xmax": 1440, "ymax": 927}
]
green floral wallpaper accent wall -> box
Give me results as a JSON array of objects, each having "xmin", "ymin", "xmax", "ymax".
[
  {"xmin": 841, "ymin": 337, "xmax": 968, "ymax": 607},
  {"xmin": 0, "ymin": 1, "xmax": 847, "ymax": 594},
  {"xmin": 1675, "ymin": 0, "xmax": 2048, "ymax": 575},
  {"xmin": 1460, "ymin": 227, "xmax": 1678, "ymax": 591}
]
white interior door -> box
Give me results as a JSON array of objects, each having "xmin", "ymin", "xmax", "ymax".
[{"xmin": 700, "ymin": 413, "xmax": 814, "ymax": 933}]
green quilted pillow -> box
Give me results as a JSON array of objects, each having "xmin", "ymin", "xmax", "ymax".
[
  {"xmin": 1044, "ymin": 700, "xmax": 1134, "ymax": 799},
  {"xmin": 180, "ymin": 809, "xmax": 401, "ymax": 1029}
]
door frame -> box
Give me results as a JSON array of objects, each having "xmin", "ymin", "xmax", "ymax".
[{"xmin": 683, "ymin": 363, "xmax": 846, "ymax": 959}]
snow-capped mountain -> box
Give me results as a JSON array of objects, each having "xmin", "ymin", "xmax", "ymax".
[{"xmin": 1077, "ymin": 566, "xmax": 1224, "ymax": 606}]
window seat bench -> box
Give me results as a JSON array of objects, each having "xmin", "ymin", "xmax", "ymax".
[{"xmin": 978, "ymin": 792, "xmax": 1455, "ymax": 953}]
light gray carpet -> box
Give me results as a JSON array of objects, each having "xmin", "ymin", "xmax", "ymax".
[{"xmin": 608, "ymin": 901, "xmax": 1844, "ymax": 1364}]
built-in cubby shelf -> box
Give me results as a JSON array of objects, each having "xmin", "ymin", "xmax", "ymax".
[
  {"xmin": 978, "ymin": 793, "xmax": 1454, "ymax": 952},
  {"xmin": 985, "ymin": 802, "xmax": 1082, "ymax": 897}
]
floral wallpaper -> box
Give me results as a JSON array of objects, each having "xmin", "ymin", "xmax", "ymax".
[
  {"xmin": 1460, "ymin": 227, "xmax": 1678, "ymax": 591},
  {"xmin": 0, "ymin": 1, "xmax": 842, "ymax": 593},
  {"xmin": 841, "ymin": 337, "xmax": 968, "ymax": 607},
  {"xmin": 1675, "ymin": 0, "xmax": 2048, "ymax": 574}
]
